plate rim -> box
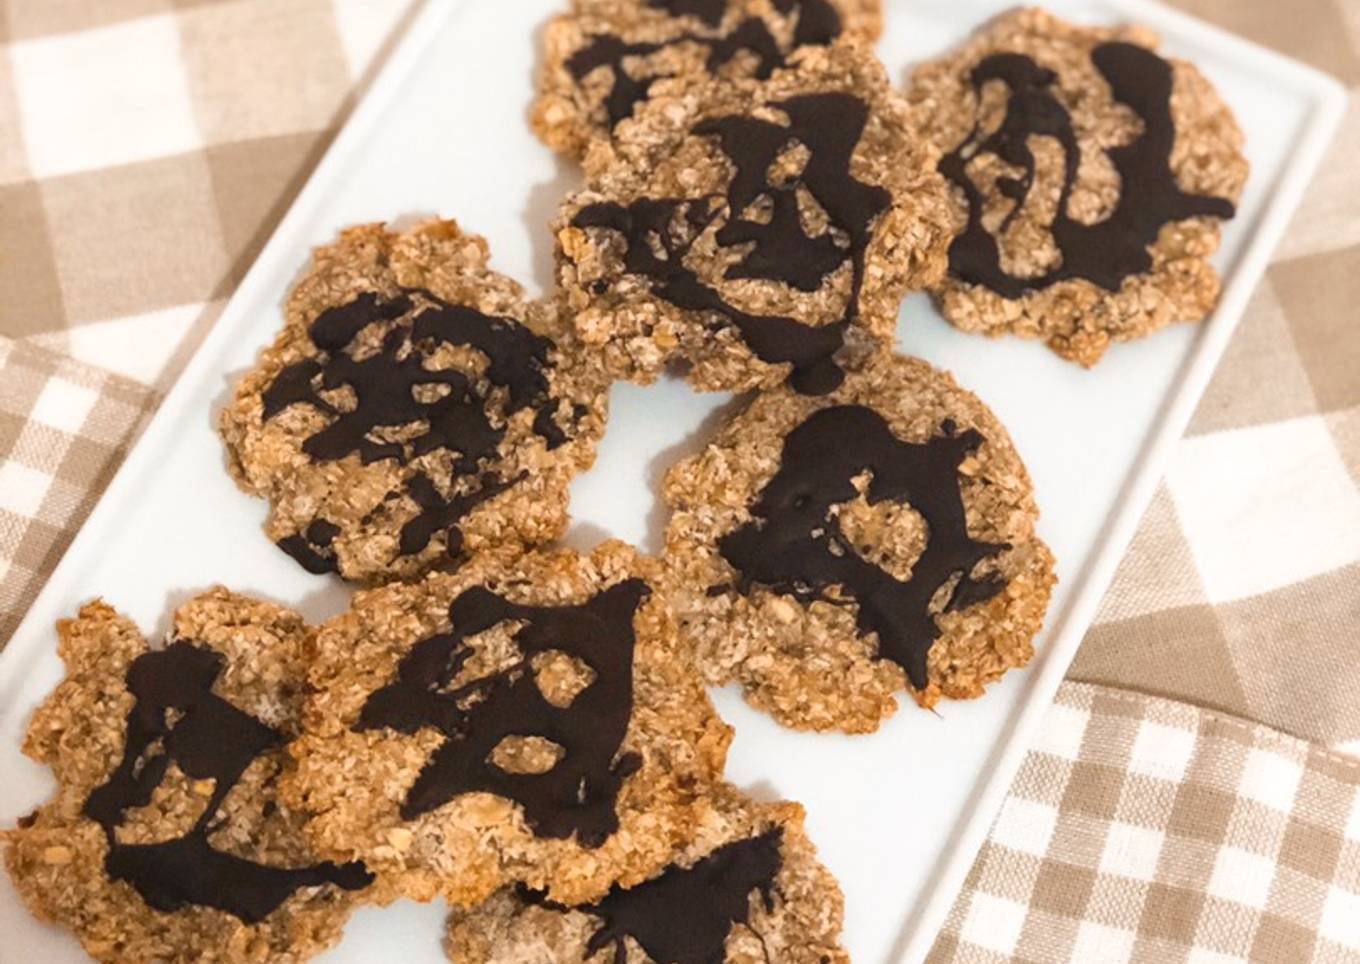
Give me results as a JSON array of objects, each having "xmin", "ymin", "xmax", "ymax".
[{"xmin": 896, "ymin": 1, "xmax": 1348, "ymax": 957}]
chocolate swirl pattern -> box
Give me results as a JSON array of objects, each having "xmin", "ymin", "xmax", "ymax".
[
  {"xmin": 521, "ymin": 829, "xmax": 785, "ymax": 964},
  {"xmin": 261, "ymin": 289, "xmax": 571, "ymax": 570},
  {"xmin": 357, "ymin": 580, "xmax": 650, "ymax": 848},
  {"xmin": 83, "ymin": 642, "xmax": 372, "ymax": 923},
  {"xmin": 718, "ymin": 405, "xmax": 1006, "ymax": 688},
  {"xmin": 573, "ymin": 92, "xmax": 889, "ymax": 394},
  {"xmin": 940, "ymin": 42, "xmax": 1237, "ymax": 297},
  {"xmin": 568, "ymin": 0, "xmax": 844, "ymax": 132}
]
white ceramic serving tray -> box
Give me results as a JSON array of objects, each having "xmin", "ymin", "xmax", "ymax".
[{"xmin": 0, "ymin": 0, "xmax": 1344, "ymax": 960}]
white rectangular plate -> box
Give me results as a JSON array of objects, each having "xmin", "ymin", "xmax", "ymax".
[{"xmin": 0, "ymin": 0, "xmax": 1344, "ymax": 960}]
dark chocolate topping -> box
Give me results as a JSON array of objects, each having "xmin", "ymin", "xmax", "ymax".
[
  {"xmin": 940, "ymin": 42, "xmax": 1236, "ymax": 297},
  {"xmin": 567, "ymin": 24, "xmax": 782, "ymax": 133},
  {"xmin": 782, "ymin": 0, "xmax": 841, "ymax": 47},
  {"xmin": 83, "ymin": 641, "xmax": 371, "ymax": 923},
  {"xmin": 264, "ymin": 291, "xmax": 556, "ymax": 467},
  {"xmin": 357, "ymin": 580, "xmax": 650, "ymax": 848},
  {"xmin": 718, "ymin": 406, "xmax": 1006, "ymax": 688},
  {"xmin": 568, "ymin": 0, "xmax": 843, "ymax": 133},
  {"xmin": 262, "ymin": 288, "xmax": 570, "ymax": 567},
  {"xmin": 522, "ymin": 828, "xmax": 785, "ymax": 964},
  {"xmin": 277, "ymin": 518, "xmax": 342, "ymax": 575},
  {"xmin": 397, "ymin": 470, "xmax": 522, "ymax": 557},
  {"xmin": 647, "ymin": 0, "xmax": 725, "ymax": 27},
  {"xmin": 572, "ymin": 92, "xmax": 888, "ymax": 394},
  {"xmin": 104, "ymin": 835, "xmax": 370, "ymax": 926}
]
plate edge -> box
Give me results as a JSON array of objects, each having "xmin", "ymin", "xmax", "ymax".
[
  {"xmin": 893, "ymin": 12, "xmax": 1349, "ymax": 963},
  {"xmin": 0, "ymin": 0, "xmax": 464, "ymax": 704}
]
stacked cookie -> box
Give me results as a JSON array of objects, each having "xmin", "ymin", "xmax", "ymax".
[{"xmin": 3, "ymin": 3, "xmax": 1248, "ymax": 961}]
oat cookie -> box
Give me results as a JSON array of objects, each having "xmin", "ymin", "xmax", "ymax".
[
  {"xmin": 534, "ymin": 0, "xmax": 882, "ymax": 158},
  {"xmin": 283, "ymin": 541, "xmax": 732, "ymax": 908},
  {"xmin": 445, "ymin": 783, "xmax": 846, "ymax": 964},
  {"xmin": 1, "ymin": 591, "xmax": 372, "ymax": 963},
  {"xmin": 220, "ymin": 219, "xmax": 607, "ymax": 582},
  {"xmin": 556, "ymin": 41, "xmax": 954, "ymax": 395},
  {"xmin": 663, "ymin": 352, "xmax": 1056, "ymax": 732},
  {"xmin": 906, "ymin": 7, "xmax": 1248, "ymax": 366}
]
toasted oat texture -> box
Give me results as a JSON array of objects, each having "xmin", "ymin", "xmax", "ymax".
[
  {"xmin": 0, "ymin": 591, "xmax": 372, "ymax": 963},
  {"xmin": 283, "ymin": 541, "xmax": 733, "ymax": 909},
  {"xmin": 220, "ymin": 219, "xmax": 608, "ymax": 582},
  {"xmin": 906, "ymin": 7, "xmax": 1248, "ymax": 366},
  {"xmin": 663, "ymin": 352, "xmax": 1056, "ymax": 732},
  {"xmin": 445, "ymin": 783, "xmax": 846, "ymax": 964},
  {"xmin": 555, "ymin": 40, "xmax": 954, "ymax": 395},
  {"xmin": 533, "ymin": 0, "xmax": 883, "ymax": 158}
]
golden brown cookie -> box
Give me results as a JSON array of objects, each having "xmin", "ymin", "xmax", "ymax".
[
  {"xmin": 663, "ymin": 352, "xmax": 1056, "ymax": 732},
  {"xmin": 220, "ymin": 219, "xmax": 607, "ymax": 582},
  {"xmin": 445, "ymin": 783, "xmax": 846, "ymax": 964},
  {"xmin": 555, "ymin": 40, "xmax": 954, "ymax": 394},
  {"xmin": 906, "ymin": 8, "xmax": 1248, "ymax": 365},
  {"xmin": 1, "ymin": 592, "xmax": 372, "ymax": 963},
  {"xmin": 534, "ymin": 0, "xmax": 883, "ymax": 157},
  {"xmin": 282, "ymin": 541, "xmax": 732, "ymax": 909}
]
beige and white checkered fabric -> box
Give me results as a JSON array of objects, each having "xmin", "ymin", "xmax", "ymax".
[
  {"xmin": 1062, "ymin": 0, "xmax": 1360, "ymax": 754},
  {"xmin": 930, "ymin": 682, "xmax": 1360, "ymax": 962},
  {"xmin": 0, "ymin": 340, "xmax": 155, "ymax": 642},
  {"xmin": 0, "ymin": 0, "xmax": 413, "ymax": 635},
  {"xmin": 1, "ymin": 0, "xmax": 1358, "ymax": 958}
]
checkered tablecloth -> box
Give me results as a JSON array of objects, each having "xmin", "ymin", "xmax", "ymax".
[
  {"xmin": 1, "ymin": 0, "xmax": 1358, "ymax": 959},
  {"xmin": 932, "ymin": 683, "xmax": 1360, "ymax": 963}
]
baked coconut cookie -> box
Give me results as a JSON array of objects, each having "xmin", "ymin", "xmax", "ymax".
[
  {"xmin": 1, "ymin": 591, "xmax": 372, "ymax": 963},
  {"xmin": 555, "ymin": 40, "xmax": 954, "ymax": 395},
  {"xmin": 220, "ymin": 219, "xmax": 607, "ymax": 582},
  {"xmin": 534, "ymin": 0, "xmax": 882, "ymax": 158},
  {"xmin": 906, "ymin": 7, "xmax": 1247, "ymax": 366},
  {"xmin": 282, "ymin": 542, "xmax": 733, "ymax": 909},
  {"xmin": 663, "ymin": 352, "xmax": 1056, "ymax": 732},
  {"xmin": 445, "ymin": 783, "xmax": 846, "ymax": 964}
]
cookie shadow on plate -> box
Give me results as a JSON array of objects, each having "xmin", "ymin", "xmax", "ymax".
[
  {"xmin": 521, "ymin": 8, "xmax": 586, "ymax": 295},
  {"xmin": 521, "ymin": 155, "xmax": 582, "ymax": 295},
  {"xmin": 641, "ymin": 383, "xmax": 750, "ymax": 555}
]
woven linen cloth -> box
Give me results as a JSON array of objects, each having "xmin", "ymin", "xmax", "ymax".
[
  {"xmin": 930, "ymin": 682, "xmax": 1360, "ymax": 963},
  {"xmin": 0, "ymin": 0, "xmax": 1358, "ymax": 960}
]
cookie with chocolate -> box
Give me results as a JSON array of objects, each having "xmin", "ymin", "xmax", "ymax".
[
  {"xmin": 663, "ymin": 352, "xmax": 1056, "ymax": 732},
  {"xmin": 220, "ymin": 219, "xmax": 607, "ymax": 582},
  {"xmin": 555, "ymin": 40, "xmax": 954, "ymax": 395},
  {"xmin": 1, "ymin": 591, "xmax": 372, "ymax": 963},
  {"xmin": 282, "ymin": 542, "xmax": 732, "ymax": 909},
  {"xmin": 906, "ymin": 8, "xmax": 1248, "ymax": 365},
  {"xmin": 445, "ymin": 784, "xmax": 846, "ymax": 964},
  {"xmin": 534, "ymin": 0, "xmax": 882, "ymax": 158}
]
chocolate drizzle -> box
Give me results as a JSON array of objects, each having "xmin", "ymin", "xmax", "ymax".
[
  {"xmin": 718, "ymin": 406, "xmax": 1006, "ymax": 688},
  {"xmin": 647, "ymin": 0, "xmax": 725, "ymax": 27},
  {"xmin": 572, "ymin": 92, "xmax": 888, "ymax": 394},
  {"xmin": 357, "ymin": 580, "xmax": 650, "ymax": 847},
  {"xmin": 277, "ymin": 518, "xmax": 342, "ymax": 574},
  {"xmin": 522, "ymin": 829, "xmax": 785, "ymax": 964},
  {"xmin": 568, "ymin": 0, "xmax": 842, "ymax": 132},
  {"xmin": 82, "ymin": 641, "xmax": 371, "ymax": 923},
  {"xmin": 568, "ymin": 26, "xmax": 780, "ymax": 132},
  {"xmin": 262, "ymin": 289, "xmax": 570, "ymax": 567},
  {"xmin": 940, "ymin": 42, "xmax": 1236, "ymax": 296},
  {"xmin": 397, "ymin": 471, "xmax": 521, "ymax": 556},
  {"xmin": 777, "ymin": 0, "xmax": 841, "ymax": 47}
]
